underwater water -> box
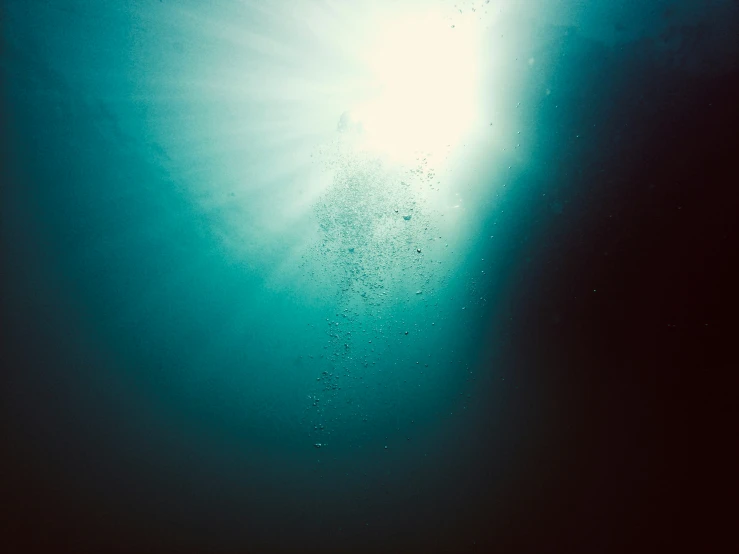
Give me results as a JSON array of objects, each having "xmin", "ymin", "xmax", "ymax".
[{"xmin": 2, "ymin": 1, "xmax": 737, "ymax": 552}]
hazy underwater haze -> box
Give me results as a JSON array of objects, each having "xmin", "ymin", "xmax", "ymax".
[{"xmin": 1, "ymin": 1, "xmax": 737, "ymax": 552}]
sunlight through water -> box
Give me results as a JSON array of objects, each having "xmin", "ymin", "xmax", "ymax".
[{"xmin": 350, "ymin": 9, "xmax": 483, "ymax": 163}]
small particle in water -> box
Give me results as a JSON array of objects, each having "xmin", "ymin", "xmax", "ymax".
[
  {"xmin": 416, "ymin": 248, "xmax": 421, "ymax": 253},
  {"xmin": 416, "ymin": 290, "xmax": 422, "ymax": 295},
  {"xmin": 403, "ymin": 215, "xmax": 412, "ymax": 221},
  {"xmin": 405, "ymin": 331, "xmax": 409, "ymax": 335},
  {"xmin": 384, "ymin": 445, "xmax": 388, "ymax": 449},
  {"xmin": 315, "ymin": 443, "xmax": 322, "ymax": 448}
]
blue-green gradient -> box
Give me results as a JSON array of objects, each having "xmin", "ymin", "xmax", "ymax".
[{"xmin": 2, "ymin": 1, "xmax": 737, "ymax": 552}]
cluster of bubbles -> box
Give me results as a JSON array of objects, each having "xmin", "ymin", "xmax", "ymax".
[
  {"xmin": 448, "ymin": 0, "xmax": 495, "ymax": 28},
  {"xmin": 298, "ymin": 137, "xmax": 456, "ymax": 446}
]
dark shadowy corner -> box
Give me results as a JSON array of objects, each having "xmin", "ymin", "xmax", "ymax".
[{"xmin": 470, "ymin": 37, "xmax": 738, "ymax": 554}]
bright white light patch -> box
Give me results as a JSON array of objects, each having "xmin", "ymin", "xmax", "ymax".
[{"xmin": 352, "ymin": 12, "xmax": 482, "ymax": 163}]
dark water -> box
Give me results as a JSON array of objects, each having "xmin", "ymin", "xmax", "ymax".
[{"xmin": 2, "ymin": 1, "xmax": 737, "ymax": 553}]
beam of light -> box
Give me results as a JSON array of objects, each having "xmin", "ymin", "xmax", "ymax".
[
  {"xmin": 111, "ymin": 0, "xmax": 498, "ymax": 277},
  {"xmin": 349, "ymin": 10, "xmax": 483, "ymax": 164}
]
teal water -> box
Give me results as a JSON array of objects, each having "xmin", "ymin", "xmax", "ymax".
[{"xmin": 2, "ymin": 1, "xmax": 737, "ymax": 552}]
